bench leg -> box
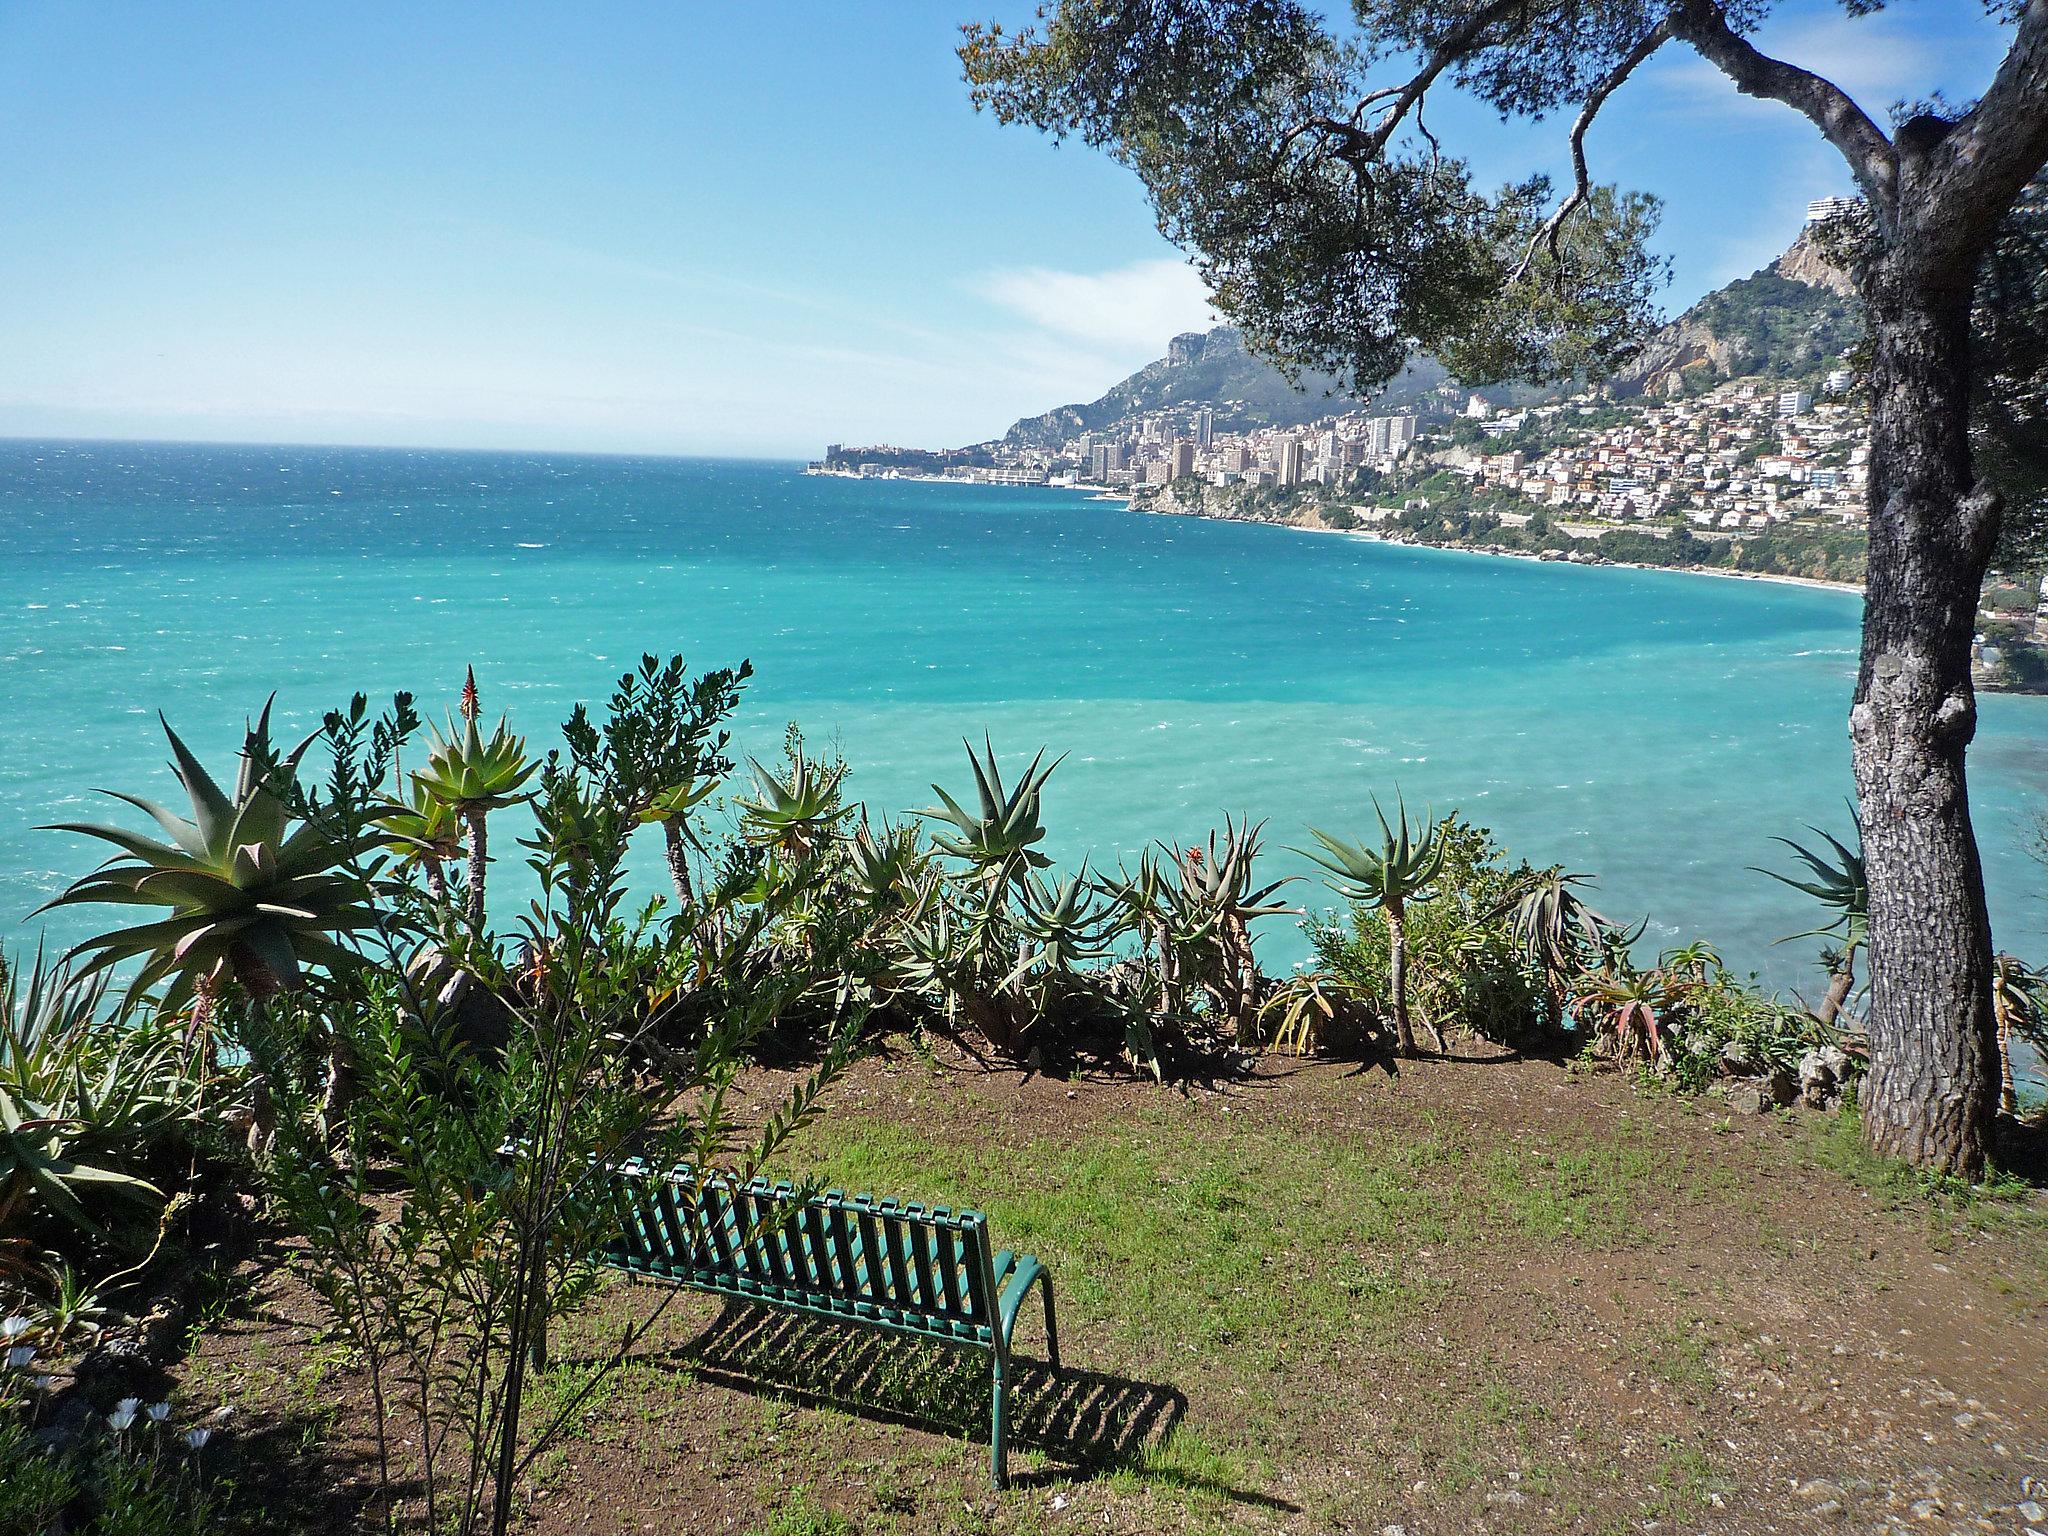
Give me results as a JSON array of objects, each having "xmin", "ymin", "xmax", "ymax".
[
  {"xmin": 990, "ymin": 1350, "xmax": 1009, "ymax": 1489},
  {"xmin": 1041, "ymin": 1277, "xmax": 1060, "ymax": 1372}
]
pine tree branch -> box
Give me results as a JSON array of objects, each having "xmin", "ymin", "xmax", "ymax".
[
  {"xmin": 1936, "ymin": 0, "xmax": 2048, "ymax": 249},
  {"xmin": 1668, "ymin": 0, "xmax": 1897, "ymax": 217},
  {"xmin": 1512, "ymin": 18, "xmax": 1673, "ymax": 284}
]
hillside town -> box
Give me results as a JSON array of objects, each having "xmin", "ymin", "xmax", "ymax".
[{"xmin": 816, "ymin": 370, "xmax": 1868, "ymax": 535}]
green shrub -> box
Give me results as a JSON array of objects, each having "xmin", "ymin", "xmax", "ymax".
[
  {"xmin": 1657, "ymin": 968, "xmax": 1827, "ymax": 1093},
  {"xmin": 1308, "ymin": 816, "xmax": 1546, "ymax": 1048}
]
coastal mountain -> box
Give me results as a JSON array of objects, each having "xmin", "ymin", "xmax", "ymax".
[
  {"xmin": 997, "ymin": 329, "xmax": 1453, "ymax": 449},
  {"xmin": 813, "ymin": 229, "xmax": 1870, "ymax": 472},
  {"xmin": 987, "ymin": 230, "xmax": 1859, "ymax": 448},
  {"xmin": 1613, "ymin": 232, "xmax": 1864, "ymax": 396}
]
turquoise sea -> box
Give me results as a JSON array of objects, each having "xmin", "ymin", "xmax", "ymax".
[{"xmin": 3, "ymin": 440, "xmax": 2045, "ymax": 1000}]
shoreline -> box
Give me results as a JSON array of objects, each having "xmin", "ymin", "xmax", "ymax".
[{"xmin": 1118, "ymin": 493, "xmax": 1866, "ymax": 597}]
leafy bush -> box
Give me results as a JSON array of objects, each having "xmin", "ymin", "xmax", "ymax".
[{"xmin": 1307, "ymin": 816, "xmax": 1547, "ymax": 1049}]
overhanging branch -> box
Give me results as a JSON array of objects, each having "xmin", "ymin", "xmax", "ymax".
[
  {"xmin": 1273, "ymin": 0, "xmax": 1529, "ymax": 172},
  {"xmin": 1669, "ymin": 0, "xmax": 1896, "ymax": 218},
  {"xmin": 1937, "ymin": 0, "xmax": 2048, "ymax": 248},
  {"xmin": 1512, "ymin": 18, "xmax": 1674, "ymax": 284}
]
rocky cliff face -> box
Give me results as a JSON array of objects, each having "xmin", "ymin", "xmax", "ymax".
[
  {"xmin": 1774, "ymin": 232, "xmax": 1858, "ymax": 299},
  {"xmin": 1615, "ymin": 231, "xmax": 1863, "ymax": 396}
]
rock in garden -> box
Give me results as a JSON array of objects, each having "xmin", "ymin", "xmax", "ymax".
[
  {"xmin": 1798, "ymin": 1045, "xmax": 1849, "ymax": 1106},
  {"xmin": 1728, "ymin": 1083, "xmax": 1770, "ymax": 1115}
]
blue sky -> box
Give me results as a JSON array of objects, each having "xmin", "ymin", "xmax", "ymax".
[{"xmin": 0, "ymin": 2, "xmax": 2019, "ymax": 458}]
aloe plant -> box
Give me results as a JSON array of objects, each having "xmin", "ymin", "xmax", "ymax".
[
  {"xmin": 1755, "ymin": 812, "xmax": 1867, "ymax": 1026},
  {"xmin": 734, "ymin": 750, "xmax": 849, "ymax": 859},
  {"xmin": 846, "ymin": 817, "xmax": 930, "ymax": 915},
  {"xmin": 377, "ymin": 779, "xmax": 467, "ymax": 904},
  {"xmin": 921, "ymin": 739, "xmax": 1060, "ymax": 891},
  {"xmin": 414, "ymin": 687, "xmax": 539, "ymax": 928},
  {"xmin": 1991, "ymin": 953, "xmax": 2043, "ymax": 1116},
  {"xmin": 1168, "ymin": 818, "xmax": 1294, "ymax": 1040},
  {"xmin": 42, "ymin": 702, "xmax": 376, "ymax": 1016},
  {"xmin": 637, "ymin": 778, "xmax": 719, "ymax": 906},
  {"xmin": 1012, "ymin": 864, "xmax": 1122, "ymax": 985},
  {"xmin": 1570, "ymin": 963, "xmax": 1678, "ymax": 1063},
  {"xmin": 1297, "ymin": 794, "xmax": 1447, "ymax": 1057},
  {"xmin": 1, "ymin": 948, "xmax": 195, "ymax": 1249},
  {"xmin": 1494, "ymin": 867, "xmax": 1614, "ymax": 1030}
]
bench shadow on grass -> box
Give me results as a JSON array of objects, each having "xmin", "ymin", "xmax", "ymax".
[{"xmin": 646, "ymin": 1301, "xmax": 1294, "ymax": 1509}]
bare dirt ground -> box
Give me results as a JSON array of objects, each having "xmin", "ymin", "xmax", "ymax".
[{"xmin": 177, "ymin": 1050, "xmax": 2048, "ymax": 1535}]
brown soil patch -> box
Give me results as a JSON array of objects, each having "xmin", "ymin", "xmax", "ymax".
[{"xmin": 172, "ymin": 1051, "xmax": 2048, "ymax": 1535}]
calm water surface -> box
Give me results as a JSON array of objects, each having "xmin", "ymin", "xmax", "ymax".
[{"xmin": 2, "ymin": 440, "xmax": 2044, "ymax": 998}]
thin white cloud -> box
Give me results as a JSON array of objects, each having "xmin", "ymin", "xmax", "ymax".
[{"xmin": 976, "ymin": 258, "xmax": 1218, "ymax": 353}]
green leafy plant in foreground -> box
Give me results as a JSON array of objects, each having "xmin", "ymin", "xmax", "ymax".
[{"xmin": 244, "ymin": 660, "xmax": 860, "ymax": 1536}]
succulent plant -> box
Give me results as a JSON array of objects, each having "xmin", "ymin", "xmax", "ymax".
[
  {"xmin": 2, "ymin": 946, "xmax": 197, "ymax": 1247},
  {"xmin": 376, "ymin": 779, "xmax": 467, "ymax": 904},
  {"xmin": 1757, "ymin": 814, "xmax": 1867, "ymax": 948},
  {"xmin": 1166, "ymin": 818, "xmax": 1294, "ymax": 1038},
  {"xmin": 921, "ymin": 739, "xmax": 1060, "ymax": 888},
  {"xmin": 845, "ymin": 817, "xmax": 930, "ymax": 914},
  {"xmin": 1992, "ymin": 952, "xmax": 2044, "ymax": 1115},
  {"xmin": 1570, "ymin": 963, "xmax": 1678, "ymax": 1063},
  {"xmin": 42, "ymin": 702, "xmax": 377, "ymax": 1015},
  {"xmin": 1493, "ymin": 867, "xmax": 1622, "ymax": 1031},
  {"xmin": 637, "ymin": 777, "xmax": 720, "ymax": 905},
  {"xmin": 1297, "ymin": 794, "xmax": 1448, "ymax": 1057},
  {"xmin": 413, "ymin": 706, "xmax": 538, "ymax": 926},
  {"xmin": 1012, "ymin": 864, "xmax": 1124, "ymax": 983},
  {"xmin": 1755, "ymin": 811, "xmax": 1867, "ymax": 1026},
  {"xmin": 734, "ymin": 752, "xmax": 849, "ymax": 858}
]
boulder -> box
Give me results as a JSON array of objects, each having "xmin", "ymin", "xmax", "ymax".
[{"xmin": 1798, "ymin": 1045, "xmax": 1850, "ymax": 1107}]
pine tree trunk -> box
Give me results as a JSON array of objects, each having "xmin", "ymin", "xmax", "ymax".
[
  {"xmin": 1850, "ymin": 261, "xmax": 2001, "ymax": 1178},
  {"xmin": 1387, "ymin": 903, "xmax": 1415, "ymax": 1058},
  {"xmin": 465, "ymin": 810, "xmax": 489, "ymax": 930}
]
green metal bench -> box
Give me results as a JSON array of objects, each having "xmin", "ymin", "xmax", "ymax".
[{"xmin": 597, "ymin": 1159, "xmax": 1059, "ymax": 1486}]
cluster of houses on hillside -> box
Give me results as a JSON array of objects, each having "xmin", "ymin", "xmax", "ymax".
[
  {"xmin": 1456, "ymin": 375, "xmax": 1866, "ymax": 531},
  {"xmin": 814, "ymin": 372, "xmax": 1871, "ymax": 538}
]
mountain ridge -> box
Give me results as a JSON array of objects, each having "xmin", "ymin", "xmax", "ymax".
[{"xmin": 978, "ymin": 230, "xmax": 1862, "ymax": 447}]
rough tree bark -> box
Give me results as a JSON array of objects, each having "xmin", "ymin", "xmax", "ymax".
[
  {"xmin": 661, "ymin": 820, "xmax": 695, "ymax": 908},
  {"xmin": 1668, "ymin": 0, "xmax": 2048, "ymax": 1177},
  {"xmin": 1850, "ymin": 258, "xmax": 2003, "ymax": 1175},
  {"xmin": 1386, "ymin": 903, "xmax": 1416, "ymax": 1058}
]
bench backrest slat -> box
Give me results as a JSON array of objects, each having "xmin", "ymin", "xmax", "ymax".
[
  {"xmin": 599, "ymin": 1162, "xmax": 995, "ymax": 1336},
  {"xmin": 878, "ymin": 1203, "xmax": 916, "ymax": 1307},
  {"xmin": 747, "ymin": 1186, "xmax": 792, "ymax": 1288},
  {"xmin": 826, "ymin": 1200, "xmax": 862, "ymax": 1298}
]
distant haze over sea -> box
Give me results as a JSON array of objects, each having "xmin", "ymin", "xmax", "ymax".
[{"xmin": 2, "ymin": 440, "xmax": 2044, "ymax": 987}]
